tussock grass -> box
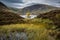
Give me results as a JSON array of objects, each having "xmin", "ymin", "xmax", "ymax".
[{"xmin": 0, "ymin": 18, "xmax": 57, "ymax": 40}]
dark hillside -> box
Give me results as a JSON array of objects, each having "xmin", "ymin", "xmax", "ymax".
[
  {"xmin": 0, "ymin": 11, "xmax": 24, "ymax": 25},
  {"xmin": 0, "ymin": 2, "xmax": 24, "ymax": 25},
  {"xmin": 37, "ymin": 10, "xmax": 60, "ymax": 27},
  {"xmin": 0, "ymin": 2, "xmax": 8, "ymax": 11}
]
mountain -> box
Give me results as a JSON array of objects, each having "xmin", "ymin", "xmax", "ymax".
[
  {"xmin": 0, "ymin": 2, "xmax": 7, "ymax": 8},
  {"xmin": 19, "ymin": 4, "xmax": 59, "ymax": 15},
  {"xmin": 0, "ymin": 2, "xmax": 8, "ymax": 11},
  {"xmin": 8, "ymin": 3, "xmax": 37, "ymax": 12},
  {"xmin": 0, "ymin": 2, "xmax": 24, "ymax": 25}
]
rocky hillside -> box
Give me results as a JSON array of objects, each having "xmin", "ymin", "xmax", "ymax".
[
  {"xmin": 0, "ymin": 2, "xmax": 24, "ymax": 25},
  {"xmin": 37, "ymin": 9, "xmax": 60, "ymax": 27}
]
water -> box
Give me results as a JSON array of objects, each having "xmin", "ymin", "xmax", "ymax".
[{"xmin": 20, "ymin": 15, "xmax": 37, "ymax": 19}]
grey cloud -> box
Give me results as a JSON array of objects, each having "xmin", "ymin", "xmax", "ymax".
[
  {"xmin": 1, "ymin": 0, "xmax": 23, "ymax": 3},
  {"xmin": 0, "ymin": 0, "xmax": 60, "ymax": 8}
]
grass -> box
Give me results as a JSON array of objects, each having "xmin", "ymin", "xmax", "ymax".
[{"xmin": 0, "ymin": 18, "xmax": 57, "ymax": 40}]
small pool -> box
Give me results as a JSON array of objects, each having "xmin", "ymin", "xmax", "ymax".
[{"xmin": 20, "ymin": 15, "xmax": 37, "ymax": 19}]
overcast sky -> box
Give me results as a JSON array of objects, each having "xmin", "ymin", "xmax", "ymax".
[{"xmin": 0, "ymin": 0, "xmax": 60, "ymax": 8}]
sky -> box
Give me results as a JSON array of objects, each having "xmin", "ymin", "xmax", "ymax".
[{"xmin": 0, "ymin": 0, "xmax": 60, "ymax": 8}]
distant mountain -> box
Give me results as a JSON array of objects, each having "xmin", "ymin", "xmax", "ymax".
[
  {"xmin": 8, "ymin": 3, "xmax": 37, "ymax": 12},
  {"xmin": 19, "ymin": 4, "xmax": 59, "ymax": 15}
]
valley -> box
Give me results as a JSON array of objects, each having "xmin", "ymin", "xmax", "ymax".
[{"xmin": 0, "ymin": 1, "xmax": 60, "ymax": 40}]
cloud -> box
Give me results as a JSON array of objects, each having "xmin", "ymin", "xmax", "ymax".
[
  {"xmin": 1, "ymin": 0, "xmax": 23, "ymax": 3},
  {"xmin": 23, "ymin": 0, "xmax": 60, "ymax": 7},
  {"xmin": 0, "ymin": 0, "xmax": 60, "ymax": 8}
]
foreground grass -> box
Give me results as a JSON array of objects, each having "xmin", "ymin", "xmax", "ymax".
[{"xmin": 0, "ymin": 18, "xmax": 57, "ymax": 40}]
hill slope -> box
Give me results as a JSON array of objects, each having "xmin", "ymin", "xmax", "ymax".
[
  {"xmin": 37, "ymin": 9, "xmax": 60, "ymax": 27},
  {"xmin": 0, "ymin": 2, "xmax": 8, "ymax": 11},
  {"xmin": 0, "ymin": 2, "xmax": 24, "ymax": 25}
]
